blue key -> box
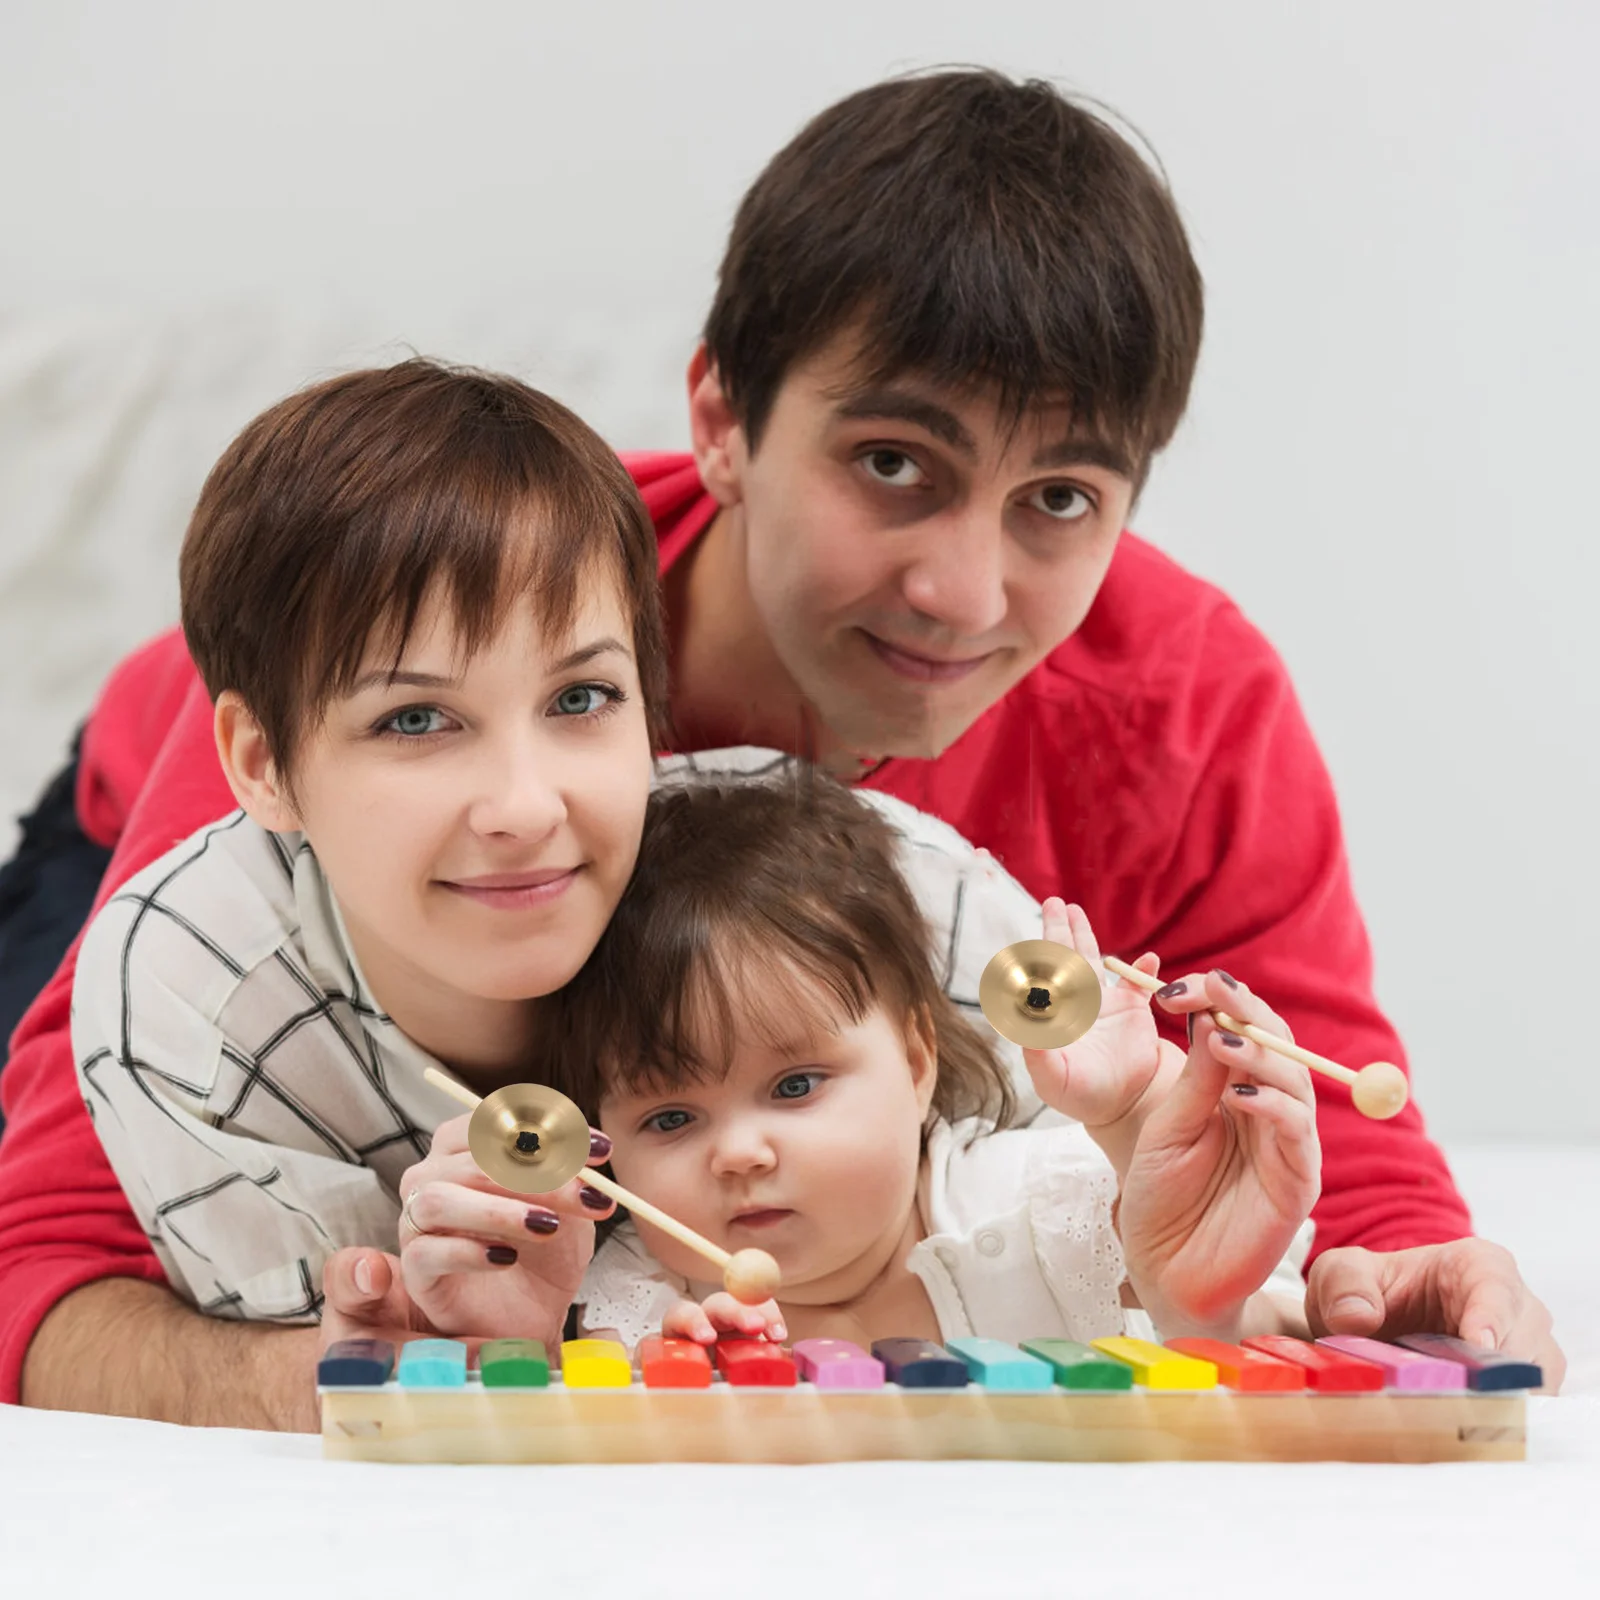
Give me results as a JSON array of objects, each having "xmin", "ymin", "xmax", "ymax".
[
  {"xmin": 871, "ymin": 1337, "xmax": 970, "ymax": 1389},
  {"xmin": 397, "ymin": 1338, "xmax": 469, "ymax": 1387},
  {"xmin": 317, "ymin": 1337, "xmax": 396, "ymax": 1387},
  {"xmin": 1396, "ymin": 1333, "xmax": 1543, "ymax": 1391},
  {"xmin": 947, "ymin": 1337, "xmax": 1055, "ymax": 1391}
]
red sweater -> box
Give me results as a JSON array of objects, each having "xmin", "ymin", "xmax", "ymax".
[{"xmin": 0, "ymin": 451, "xmax": 1470, "ymax": 1402}]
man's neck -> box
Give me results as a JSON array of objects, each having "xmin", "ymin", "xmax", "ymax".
[{"xmin": 665, "ymin": 506, "xmax": 883, "ymax": 781}]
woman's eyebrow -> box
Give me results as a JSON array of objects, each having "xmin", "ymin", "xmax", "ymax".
[
  {"xmin": 549, "ymin": 636, "xmax": 633, "ymax": 672},
  {"xmin": 346, "ymin": 669, "xmax": 457, "ymax": 695}
]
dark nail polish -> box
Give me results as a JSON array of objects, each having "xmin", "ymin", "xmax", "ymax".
[
  {"xmin": 1156, "ymin": 980, "xmax": 1187, "ymax": 1000},
  {"xmin": 588, "ymin": 1129, "xmax": 613, "ymax": 1162},
  {"xmin": 1218, "ymin": 1030, "xmax": 1246, "ymax": 1047},
  {"xmin": 579, "ymin": 1185, "xmax": 613, "ymax": 1212},
  {"xmin": 1213, "ymin": 969, "xmax": 1239, "ymax": 989},
  {"xmin": 1231, "ymin": 1082, "xmax": 1260, "ymax": 1096},
  {"xmin": 1185, "ymin": 1012, "xmax": 1196, "ymax": 1045},
  {"xmin": 524, "ymin": 1207, "xmax": 560, "ymax": 1235},
  {"xmin": 487, "ymin": 1245, "xmax": 518, "ymax": 1264}
]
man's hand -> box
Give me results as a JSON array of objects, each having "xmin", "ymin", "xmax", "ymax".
[{"xmin": 1306, "ymin": 1239, "xmax": 1566, "ymax": 1391}]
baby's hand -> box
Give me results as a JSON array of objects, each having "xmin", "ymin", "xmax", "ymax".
[
  {"xmin": 1022, "ymin": 899, "xmax": 1181, "ymax": 1173},
  {"xmin": 661, "ymin": 1292, "xmax": 786, "ymax": 1345},
  {"xmin": 1118, "ymin": 972, "xmax": 1321, "ymax": 1342}
]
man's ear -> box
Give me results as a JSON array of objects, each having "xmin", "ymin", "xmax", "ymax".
[
  {"xmin": 686, "ymin": 342, "xmax": 747, "ymax": 508},
  {"xmin": 905, "ymin": 1005, "xmax": 939, "ymax": 1121},
  {"xmin": 214, "ymin": 692, "xmax": 302, "ymax": 833}
]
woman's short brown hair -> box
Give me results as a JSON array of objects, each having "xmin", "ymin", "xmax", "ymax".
[
  {"xmin": 179, "ymin": 358, "xmax": 668, "ymax": 776},
  {"xmin": 538, "ymin": 768, "xmax": 1016, "ymax": 1134},
  {"xmin": 704, "ymin": 68, "xmax": 1203, "ymax": 482}
]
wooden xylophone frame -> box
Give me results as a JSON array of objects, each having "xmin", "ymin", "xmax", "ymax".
[{"xmin": 319, "ymin": 1380, "xmax": 1527, "ymax": 1465}]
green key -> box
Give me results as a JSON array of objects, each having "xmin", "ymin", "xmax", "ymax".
[
  {"xmin": 1022, "ymin": 1338, "xmax": 1133, "ymax": 1390},
  {"xmin": 479, "ymin": 1338, "xmax": 550, "ymax": 1388}
]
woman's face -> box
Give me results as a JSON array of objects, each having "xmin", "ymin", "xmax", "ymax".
[{"xmin": 266, "ymin": 578, "xmax": 653, "ymax": 1049}]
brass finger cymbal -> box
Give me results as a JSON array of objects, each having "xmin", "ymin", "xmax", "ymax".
[
  {"xmin": 978, "ymin": 938, "xmax": 1102, "ymax": 1051},
  {"xmin": 467, "ymin": 1082, "xmax": 591, "ymax": 1195}
]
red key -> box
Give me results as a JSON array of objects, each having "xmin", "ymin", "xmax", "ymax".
[
  {"xmin": 1167, "ymin": 1337, "xmax": 1305, "ymax": 1392},
  {"xmin": 1242, "ymin": 1335, "xmax": 1384, "ymax": 1392},
  {"xmin": 637, "ymin": 1336, "xmax": 713, "ymax": 1389},
  {"xmin": 714, "ymin": 1338, "xmax": 798, "ymax": 1387}
]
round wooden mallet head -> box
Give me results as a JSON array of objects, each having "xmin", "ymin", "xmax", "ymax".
[
  {"xmin": 978, "ymin": 938, "xmax": 1102, "ymax": 1051},
  {"xmin": 723, "ymin": 1248, "xmax": 782, "ymax": 1306},
  {"xmin": 1351, "ymin": 1062, "xmax": 1409, "ymax": 1120}
]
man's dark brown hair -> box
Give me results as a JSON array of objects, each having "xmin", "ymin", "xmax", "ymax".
[
  {"xmin": 704, "ymin": 68, "xmax": 1204, "ymax": 480},
  {"xmin": 180, "ymin": 357, "xmax": 668, "ymax": 777},
  {"xmin": 538, "ymin": 768, "xmax": 1016, "ymax": 1133}
]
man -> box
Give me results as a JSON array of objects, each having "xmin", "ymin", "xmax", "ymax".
[{"xmin": 0, "ymin": 69, "xmax": 1562, "ymax": 1430}]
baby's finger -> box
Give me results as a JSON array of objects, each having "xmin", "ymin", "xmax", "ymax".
[
  {"xmin": 1062, "ymin": 902, "xmax": 1103, "ymax": 970},
  {"xmin": 661, "ymin": 1300, "xmax": 717, "ymax": 1343},
  {"xmin": 701, "ymin": 1291, "xmax": 787, "ymax": 1340}
]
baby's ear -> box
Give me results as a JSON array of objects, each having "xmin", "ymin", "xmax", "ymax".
[{"xmin": 903, "ymin": 1005, "xmax": 940, "ymax": 1116}]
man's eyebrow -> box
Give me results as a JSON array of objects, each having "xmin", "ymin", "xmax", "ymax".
[
  {"xmin": 830, "ymin": 389, "xmax": 978, "ymax": 458},
  {"xmin": 345, "ymin": 637, "xmax": 632, "ymax": 697},
  {"xmin": 1032, "ymin": 436, "xmax": 1135, "ymax": 478}
]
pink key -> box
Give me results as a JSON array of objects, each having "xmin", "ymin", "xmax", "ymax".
[
  {"xmin": 1316, "ymin": 1336, "xmax": 1464, "ymax": 1390},
  {"xmin": 792, "ymin": 1338, "xmax": 885, "ymax": 1389}
]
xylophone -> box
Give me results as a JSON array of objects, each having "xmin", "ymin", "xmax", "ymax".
[{"xmin": 319, "ymin": 1330, "xmax": 1537, "ymax": 1465}]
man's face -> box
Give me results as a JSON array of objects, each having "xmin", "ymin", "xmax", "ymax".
[{"xmin": 724, "ymin": 339, "xmax": 1139, "ymax": 759}]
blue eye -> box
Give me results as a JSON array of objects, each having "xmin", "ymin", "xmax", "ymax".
[
  {"xmin": 774, "ymin": 1073, "xmax": 820, "ymax": 1101},
  {"xmin": 552, "ymin": 683, "xmax": 620, "ymax": 718},
  {"xmin": 644, "ymin": 1108, "xmax": 692, "ymax": 1134},
  {"xmin": 381, "ymin": 705, "xmax": 449, "ymax": 738}
]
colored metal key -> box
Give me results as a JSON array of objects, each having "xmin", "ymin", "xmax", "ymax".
[
  {"xmin": 791, "ymin": 1338, "xmax": 885, "ymax": 1389},
  {"xmin": 478, "ymin": 1339, "xmax": 549, "ymax": 1388},
  {"xmin": 1317, "ymin": 1336, "xmax": 1463, "ymax": 1391},
  {"xmin": 1242, "ymin": 1335, "xmax": 1384, "ymax": 1392},
  {"xmin": 1166, "ymin": 1337, "xmax": 1305, "ymax": 1392},
  {"xmin": 1396, "ymin": 1333, "xmax": 1542, "ymax": 1391},
  {"xmin": 715, "ymin": 1338, "xmax": 798, "ymax": 1387},
  {"xmin": 1021, "ymin": 1338, "xmax": 1134, "ymax": 1390},
  {"xmin": 317, "ymin": 1337, "xmax": 396, "ymax": 1387},
  {"xmin": 561, "ymin": 1338, "xmax": 632, "ymax": 1387},
  {"xmin": 870, "ymin": 1338, "xmax": 971, "ymax": 1389},
  {"xmin": 637, "ymin": 1336, "xmax": 714, "ymax": 1389},
  {"xmin": 1092, "ymin": 1337, "xmax": 1217, "ymax": 1389},
  {"xmin": 947, "ymin": 1337, "xmax": 1055, "ymax": 1392},
  {"xmin": 396, "ymin": 1338, "xmax": 468, "ymax": 1388}
]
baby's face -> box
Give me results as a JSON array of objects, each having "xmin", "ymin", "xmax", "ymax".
[{"xmin": 600, "ymin": 998, "xmax": 937, "ymax": 1305}]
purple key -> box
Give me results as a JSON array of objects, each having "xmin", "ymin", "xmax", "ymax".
[
  {"xmin": 792, "ymin": 1338, "xmax": 885, "ymax": 1389},
  {"xmin": 1316, "ymin": 1335, "xmax": 1464, "ymax": 1390},
  {"xmin": 1397, "ymin": 1333, "xmax": 1542, "ymax": 1391}
]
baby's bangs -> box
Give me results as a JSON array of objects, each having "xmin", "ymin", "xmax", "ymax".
[{"xmin": 606, "ymin": 911, "xmax": 883, "ymax": 1098}]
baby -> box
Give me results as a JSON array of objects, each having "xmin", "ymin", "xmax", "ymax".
[{"xmin": 539, "ymin": 769, "xmax": 1319, "ymax": 1353}]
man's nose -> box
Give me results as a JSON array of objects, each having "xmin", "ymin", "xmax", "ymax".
[{"xmin": 899, "ymin": 510, "xmax": 1008, "ymax": 637}]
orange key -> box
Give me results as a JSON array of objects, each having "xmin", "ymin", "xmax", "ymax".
[
  {"xmin": 637, "ymin": 1336, "xmax": 713, "ymax": 1389},
  {"xmin": 1167, "ymin": 1337, "xmax": 1305, "ymax": 1392}
]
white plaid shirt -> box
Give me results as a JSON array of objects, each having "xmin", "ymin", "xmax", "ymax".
[{"xmin": 71, "ymin": 749, "xmax": 1055, "ymax": 1323}]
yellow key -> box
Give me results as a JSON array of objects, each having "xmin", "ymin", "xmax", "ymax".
[
  {"xmin": 561, "ymin": 1338, "xmax": 632, "ymax": 1388},
  {"xmin": 1091, "ymin": 1336, "xmax": 1217, "ymax": 1390}
]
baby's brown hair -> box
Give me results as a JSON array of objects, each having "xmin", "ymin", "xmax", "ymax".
[{"xmin": 537, "ymin": 767, "xmax": 1016, "ymax": 1133}]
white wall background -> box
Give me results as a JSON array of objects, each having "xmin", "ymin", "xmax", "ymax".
[{"xmin": 1, "ymin": 0, "xmax": 1595, "ymax": 1143}]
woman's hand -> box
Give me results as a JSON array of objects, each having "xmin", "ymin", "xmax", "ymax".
[
  {"xmin": 393, "ymin": 1113, "xmax": 617, "ymax": 1345},
  {"xmin": 1117, "ymin": 971, "xmax": 1321, "ymax": 1341},
  {"xmin": 1021, "ymin": 898, "xmax": 1183, "ymax": 1176},
  {"xmin": 661, "ymin": 1292, "xmax": 786, "ymax": 1345}
]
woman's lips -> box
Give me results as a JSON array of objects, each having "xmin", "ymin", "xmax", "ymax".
[
  {"xmin": 440, "ymin": 867, "xmax": 582, "ymax": 909},
  {"xmin": 861, "ymin": 632, "xmax": 991, "ymax": 684}
]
